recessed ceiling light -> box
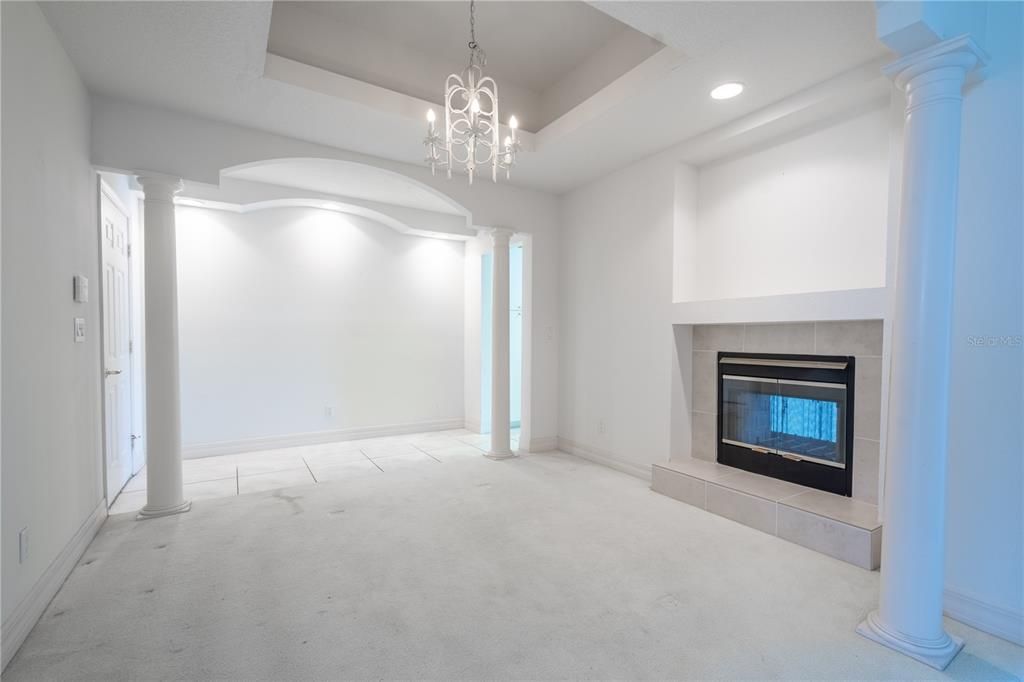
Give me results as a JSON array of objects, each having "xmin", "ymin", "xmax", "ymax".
[{"xmin": 710, "ymin": 82, "xmax": 744, "ymax": 100}]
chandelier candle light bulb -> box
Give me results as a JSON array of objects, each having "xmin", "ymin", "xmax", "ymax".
[{"xmin": 423, "ymin": 0, "xmax": 520, "ymax": 184}]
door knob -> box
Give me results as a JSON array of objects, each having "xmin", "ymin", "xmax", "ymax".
[{"xmin": 105, "ymin": 369, "xmax": 122, "ymax": 376}]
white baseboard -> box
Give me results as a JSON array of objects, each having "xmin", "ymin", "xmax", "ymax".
[
  {"xmin": 945, "ymin": 587, "xmax": 1024, "ymax": 646},
  {"xmin": 2, "ymin": 499, "xmax": 107, "ymax": 671},
  {"xmin": 464, "ymin": 417, "xmax": 482, "ymax": 434},
  {"xmin": 183, "ymin": 418, "xmax": 465, "ymax": 459},
  {"xmin": 556, "ymin": 437, "xmax": 653, "ymax": 481},
  {"xmin": 526, "ymin": 435, "xmax": 558, "ymax": 453}
]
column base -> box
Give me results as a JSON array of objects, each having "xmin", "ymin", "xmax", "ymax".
[
  {"xmin": 484, "ymin": 449, "xmax": 517, "ymax": 460},
  {"xmin": 137, "ymin": 499, "xmax": 192, "ymax": 520},
  {"xmin": 857, "ymin": 610, "xmax": 964, "ymax": 671}
]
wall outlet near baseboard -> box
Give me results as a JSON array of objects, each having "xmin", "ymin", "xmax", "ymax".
[
  {"xmin": 325, "ymin": 406, "xmax": 335, "ymax": 418},
  {"xmin": 598, "ymin": 418, "xmax": 606, "ymax": 435}
]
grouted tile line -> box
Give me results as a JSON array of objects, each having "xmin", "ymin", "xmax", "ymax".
[
  {"xmin": 360, "ymin": 449, "xmax": 385, "ymax": 472},
  {"xmin": 302, "ymin": 456, "xmax": 318, "ymax": 483},
  {"xmin": 235, "ymin": 467, "xmax": 239, "ymax": 496},
  {"xmin": 412, "ymin": 443, "xmax": 442, "ymax": 463}
]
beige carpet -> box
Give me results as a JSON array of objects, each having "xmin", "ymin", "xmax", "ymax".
[{"xmin": 5, "ymin": 449, "xmax": 1022, "ymax": 680}]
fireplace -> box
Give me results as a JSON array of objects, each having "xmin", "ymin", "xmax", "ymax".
[{"xmin": 717, "ymin": 352, "xmax": 854, "ymax": 496}]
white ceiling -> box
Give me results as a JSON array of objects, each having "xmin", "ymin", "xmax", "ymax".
[{"xmin": 40, "ymin": 1, "xmax": 888, "ymax": 194}]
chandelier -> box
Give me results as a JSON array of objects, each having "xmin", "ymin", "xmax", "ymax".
[{"xmin": 424, "ymin": 0, "xmax": 519, "ymax": 184}]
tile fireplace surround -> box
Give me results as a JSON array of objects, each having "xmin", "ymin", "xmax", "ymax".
[
  {"xmin": 692, "ymin": 321, "xmax": 883, "ymax": 503},
  {"xmin": 655, "ymin": 320, "xmax": 885, "ymax": 569}
]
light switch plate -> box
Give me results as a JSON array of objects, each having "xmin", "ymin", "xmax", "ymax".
[
  {"xmin": 73, "ymin": 275, "xmax": 89, "ymax": 303},
  {"xmin": 74, "ymin": 317, "xmax": 86, "ymax": 343}
]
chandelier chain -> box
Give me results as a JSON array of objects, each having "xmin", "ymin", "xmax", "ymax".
[{"xmin": 468, "ymin": 0, "xmax": 477, "ymax": 50}]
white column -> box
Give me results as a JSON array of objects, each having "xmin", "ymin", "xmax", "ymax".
[
  {"xmin": 136, "ymin": 175, "xmax": 191, "ymax": 519},
  {"xmin": 487, "ymin": 228, "xmax": 515, "ymax": 459},
  {"xmin": 857, "ymin": 36, "xmax": 985, "ymax": 670}
]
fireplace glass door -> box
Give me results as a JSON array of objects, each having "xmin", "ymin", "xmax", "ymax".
[{"xmin": 721, "ymin": 375, "xmax": 847, "ymax": 468}]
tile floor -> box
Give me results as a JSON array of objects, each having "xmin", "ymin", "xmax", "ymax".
[{"xmin": 111, "ymin": 428, "xmax": 520, "ymax": 514}]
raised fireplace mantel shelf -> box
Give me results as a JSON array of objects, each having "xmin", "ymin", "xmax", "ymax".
[
  {"xmin": 652, "ymin": 458, "xmax": 881, "ymax": 570},
  {"xmin": 671, "ymin": 287, "xmax": 888, "ymax": 326}
]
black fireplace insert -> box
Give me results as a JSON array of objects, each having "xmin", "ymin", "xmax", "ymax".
[{"xmin": 717, "ymin": 352, "xmax": 854, "ymax": 496}]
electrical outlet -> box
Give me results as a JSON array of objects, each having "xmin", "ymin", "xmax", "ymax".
[
  {"xmin": 325, "ymin": 406, "xmax": 335, "ymax": 418},
  {"xmin": 18, "ymin": 527, "xmax": 29, "ymax": 564},
  {"xmin": 598, "ymin": 418, "xmax": 606, "ymax": 435}
]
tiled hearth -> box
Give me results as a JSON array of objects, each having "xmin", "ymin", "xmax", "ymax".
[{"xmin": 653, "ymin": 458, "xmax": 881, "ymax": 569}]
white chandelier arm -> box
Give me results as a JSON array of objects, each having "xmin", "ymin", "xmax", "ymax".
[{"xmin": 423, "ymin": 0, "xmax": 517, "ymax": 184}]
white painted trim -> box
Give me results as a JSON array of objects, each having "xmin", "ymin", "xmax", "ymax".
[
  {"xmin": 671, "ymin": 287, "xmax": 889, "ymax": 325},
  {"xmin": 526, "ymin": 436, "xmax": 558, "ymax": 453},
  {"xmin": 183, "ymin": 418, "xmax": 465, "ymax": 459},
  {"xmin": 1, "ymin": 499, "xmax": 107, "ymax": 671},
  {"xmin": 557, "ymin": 437, "xmax": 653, "ymax": 482},
  {"xmin": 464, "ymin": 417, "xmax": 483, "ymax": 434},
  {"xmin": 944, "ymin": 588, "xmax": 1024, "ymax": 646}
]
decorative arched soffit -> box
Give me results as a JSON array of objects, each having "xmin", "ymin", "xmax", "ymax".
[
  {"xmin": 220, "ymin": 157, "xmax": 473, "ymax": 227},
  {"xmin": 177, "ymin": 196, "xmax": 473, "ymax": 241}
]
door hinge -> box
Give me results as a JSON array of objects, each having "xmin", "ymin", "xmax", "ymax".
[
  {"xmin": 129, "ymin": 339, "xmax": 133, "ymax": 354},
  {"xmin": 127, "ymin": 243, "xmax": 132, "ymax": 258},
  {"xmin": 131, "ymin": 434, "xmax": 139, "ymax": 449}
]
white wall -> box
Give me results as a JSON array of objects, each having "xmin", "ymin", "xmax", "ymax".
[
  {"xmin": 175, "ymin": 206, "xmax": 465, "ymax": 448},
  {"xmin": 556, "ymin": 108, "xmax": 890, "ymax": 476},
  {"xmin": 558, "ymin": 152, "xmax": 678, "ymax": 477},
  {"xmin": 1, "ymin": 1, "xmax": 105, "ymax": 664},
  {"xmin": 90, "ymin": 96, "xmax": 561, "ymax": 452},
  {"xmin": 687, "ymin": 107, "xmax": 890, "ymax": 302},
  {"xmin": 944, "ymin": 0, "xmax": 1024, "ymax": 643},
  {"xmin": 462, "ymin": 234, "xmax": 487, "ymax": 433},
  {"xmin": 557, "ymin": 8, "xmax": 1021, "ymax": 640}
]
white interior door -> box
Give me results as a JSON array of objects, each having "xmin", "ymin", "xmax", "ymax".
[{"xmin": 101, "ymin": 188, "xmax": 133, "ymax": 503}]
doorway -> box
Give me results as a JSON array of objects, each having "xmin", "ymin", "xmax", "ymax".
[
  {"xmin": 99, "ymin": 180, "xmax": 140, "ymax": 505},
  {"xmin": 480, "ymin": 243, "xmax": 524, "ymax": 435}
]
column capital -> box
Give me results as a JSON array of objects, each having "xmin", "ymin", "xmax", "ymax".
[
  {"xmin": 136, "ymin": 173, "xmax": 184, "ymax": 203},
  {"xmin": 488, "ymin": 227, "xmax": 515, "ymax": 247},
  {"xmin": 883, "ymin": 35, "xmax": 988, "ymax": 92}
]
